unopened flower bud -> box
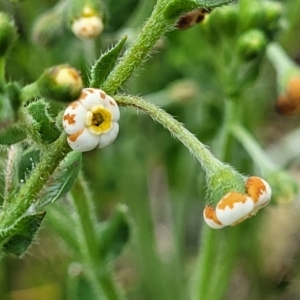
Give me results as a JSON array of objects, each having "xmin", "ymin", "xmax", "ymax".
[
  {"xmin": 266, "ymin": 170, "xmax": 298, "ymax": 204},
  {"xmin": 236, "ymin": 30, "xmax": 267, "ymax": 61},
  {"xmin": 37, "ymin": 65, "xmax": 83, "ymax": 102},
  {"xmin": 261, "ymin": 1, "xmax": 283, "ymax": 38},
  {"xmin": 32, "ymin": 9, "xmax": 64, "ymax": 47},
  {"xmin": 0, "ymin": 12, "xmax": 18, "ymax": 57},
  {"xmin": 70, "ymin": 5, "xmax": 104, "ymax": 39},
  {"xmin": 267, "ymin": 43, "xmax": 300, "ymax": 115},
  {"xmin": 275, "ymin": 76, "xmax": 300, "ymax": 115}
]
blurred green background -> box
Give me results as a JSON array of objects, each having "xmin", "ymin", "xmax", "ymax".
[{"xmin": 1, "ymin": 0, "xmax": 300, "ymax": 299}]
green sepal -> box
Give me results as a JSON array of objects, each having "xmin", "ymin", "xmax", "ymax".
[
  {"xmin": 205, "ymin": 166, "xmax": 245, "ymax": 206},
  {"xmin": 17, "ymin": 148, "xmax": 40, "ymax": 183},
  {"xmin": 0, "ymin": 211, "xmax": 46, "ymax": 256},
  {"xmin": 37, "ymin": 151, "xmax": 82, "ymax": 207},
  {"xmin": 5, "ymin": 82, "xmax": 22, "ymax": 117},
  {"xmin": 26, "ymin": 99, "xmax": 60, "ymax": 143},
  {"xmin": 0, "ymin": 124, "xmax": 27, "ymax": 145},
  {"xmin": 98, "ymin": 204, "xmax": 130, "ymax": 262},
  {"xmin": 90, "ymin": 36, "xmax": 127, "ymax": 88},
  {"xmin": 164, "ymin": 0, "xmax": 234, "ymax": 22}
]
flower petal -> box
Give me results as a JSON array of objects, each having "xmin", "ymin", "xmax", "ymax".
[
  {"xmin": 246, "ymin": 176, "xmax": 271, "ymax": 209},
  {"xmin": 78, "ymin": 88, "xmax": 109, "ymax": 109},
  {"xmin": 106, "ymin": 94, "xmax": 120, "ymax": 121},
  {"xmin": 63, "ymin": 101, "xmax": 87, "ymax": 135},
  {"xmin": 203, "ymin": 205, "xmax": 225, "ymax": 229},
  {"xmin": 216, "ymin": 192, "xmax": 254, "ymax": 226},
  {"xmin": 97, "ymin": 122, "xmax": 119, "ymax": 148},
  {"xmin": 67, "ymin": 128, "xmax": 100, "ymax": 152}
]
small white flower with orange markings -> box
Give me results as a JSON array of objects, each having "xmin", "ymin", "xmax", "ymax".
[
  {"xmin": 63, "ymin": 88, "xmax": 120, "ymax": 152},
  {"xmin": 203, "ymin": 176, "xmax": 272, "ymax": 229}
]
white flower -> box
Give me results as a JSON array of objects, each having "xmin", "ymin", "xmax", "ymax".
[
  {"xmin": 63, "ymin": 88, "xmax": 120, "ymax": 152},
  {"xmin": 203, "ymin": 176, "xmax": 272, "ymax": 229}
]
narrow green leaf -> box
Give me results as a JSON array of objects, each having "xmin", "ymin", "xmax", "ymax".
[
  {"xmin": 0, "ymin": 211, "xmax": 46, "ymax": 256},
  {"xmin": 26, "ymin": 99, "xmax": 60, "ymax": 143},
  {"xmin": 164, "ymin": 0, "xmax": 234, "ymax": 21},
  {"xmin": 0, "ymin": 124, "xmax": 27, "ymax": 145},
  {"xmin": 90, "ymin": 36, "xmax": 127, "ymax": 88},
  {"xmin": 37, "ymin": 151, "xmax": 82, "ymax": 207},
  {"xmin": 98, "ymin": 204, "xmax": 130, "ymax": 262}
]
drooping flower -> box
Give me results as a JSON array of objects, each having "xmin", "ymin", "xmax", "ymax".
[
  {"xmin": 203, "ymin": 176, "xmax": 272, "ymax": 229},
  {"xmin": 63, "ymin": 88, "xmax": 120, "ymax": 152}
]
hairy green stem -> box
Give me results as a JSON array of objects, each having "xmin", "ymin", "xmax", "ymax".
[
  {"xmin": 70, "ymin": 172, "xmax": 124, "ymax": 300},
  {"xmin": 0, "ymin": 133, "xmax": 70, "ymax": 227},
  {"xmin": 115, "ymin": 94, "xmax": 224, "ymax": 175},
  {"xmin": 101, "ymin": 1, "xmax": 172, "ymax": 94}
]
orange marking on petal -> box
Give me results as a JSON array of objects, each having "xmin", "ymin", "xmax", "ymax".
[
  {"xmin": 109, "ymin": 100, "xmax": 116, "ymax": 106},
  {"xmin": 68, "ymin": 129, "xmax": 84, "ymax": 142},
  {"xmin": 63, "ymin": 113, "xmax": 76, "ymax": 125},
  {"xmin": 246, "ymin": 177, "xmax": 266, "ymax": 203},
  {"xmin": 217, "ymin": 192, "xmax": 249, "ymax": 210},
  {"xmin": 78, "ymin": 90, "xmax": 89, "ymax": 100},
  {"xmin": 204, "ymin": 205, "xmax": 222, "ymax": 225},
  {"xmin": 100, "ymin": 91, "xmax": 106, "ymax": 99},
  {"xmin": 68, "ymin": 101, "xmax": 80, "ymax": 109}
]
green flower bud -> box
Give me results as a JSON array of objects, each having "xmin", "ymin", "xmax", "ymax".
[
  {"xmin": 0, "ymin": 12, "xmax": 18, "ymax": 57},
  {"xmin": 266, "ymin": 170, "xmax": 298, "ymax": 204},
  {"xmin": 239, "ymin": 1, "xmax": 264, "ymax": 32},
  {"xmin": 208, "ymin": 5, "xmax": 238, "ymax": 38},
  {"xmin": 261, "ymin": 1, "xmax": 283, "ymax": 38},
  {"xmin": 31, "ymin": 9, "xmax": 65, "ymax": 47},
  {"xmin": 236, "ymin": 30, "xmax": 267, "ymax": 61},
  {"xmin": 37, "ymin": 65, "xmax": 83, "ymax": 102}
]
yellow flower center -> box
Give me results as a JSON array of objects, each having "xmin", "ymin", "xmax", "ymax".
[{"xmin": 86, "ymin": 105, "xmax": 112, "ymax": 134}]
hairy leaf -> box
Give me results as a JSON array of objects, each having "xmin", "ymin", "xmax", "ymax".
[
  {"xmin": 90, "ymin": 36, "xmax": 127, "ymax": 88},
  {"xmin": 37, "ymin": 151, "xmax": 82, "ymax": 207},
  {"xmin": 0, "ymin": 124, "xmax": 27, "ymax": 145},
  {"xmin": 26, "ymin": 99, "xmax": 60, "ymax": 143},
  {"xmin": 0, "ymin": 211, "xmax": 46, "ymax": 255}
]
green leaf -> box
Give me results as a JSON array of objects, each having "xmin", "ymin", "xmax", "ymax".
[
  {"xmin": 0, "ymin": 124, "xmax": 27, "ymax": 145},
  {"xmin": 37, "ymin": 151, "xmax": 82, "ymax": 207},
  {"xmin": 98, "ymin": 204, "xmax": 130, "ymax": 262},
  {"xmin": 5, "ymin": 82, "xmax": 22, "ymax": 117},
  {"xmin": 89, "ymin": 36, "xmax": 127, "ymax": 88},
  {"xmin": 164, "ymin": 0, "xmax": 234, "ymax": 21},
  {"xmin": 0, "ymin": 211, "xmax": 46, "ymax": 256},
  {"xmin": 26, "ymin": 99, "xmax": 60, "ymax": 143},
  {"xmin": 17, "ymin": 148, "xmax": 41, "ymax": 183}
]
